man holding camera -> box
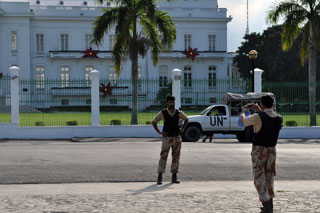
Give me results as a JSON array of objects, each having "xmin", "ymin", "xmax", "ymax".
[{"xmin": 240, "ymin": 95, "xmax": 283, "ymax": 213}]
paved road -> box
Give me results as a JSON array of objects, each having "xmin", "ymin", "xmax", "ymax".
[{"xmin": 0, "ymin": 138, "xmax": 319, "ymax": 184}]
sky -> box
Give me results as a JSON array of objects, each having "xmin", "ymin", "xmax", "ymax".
[{"xmin": 219, "ymin": 0, "xmax": 275, "ymax": 52}]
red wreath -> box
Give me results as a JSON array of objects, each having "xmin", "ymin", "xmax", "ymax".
[
  {"xmin": 100, "ymin": 82, "xmax": 115, "ymax": 98},
  {"xmin": 183, "ymin": 47, "xmax": 200, "ymax": 61},
  {"xmin": 82, "ymin": 48, "xmax": 99, "ymax": 58}
]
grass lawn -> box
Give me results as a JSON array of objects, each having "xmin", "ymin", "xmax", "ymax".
[{"xmin": 0, "ymin": 112, "xmax": 319, "ymax": 127}]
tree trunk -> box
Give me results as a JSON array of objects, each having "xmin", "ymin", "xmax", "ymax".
[
  {"xmin": 130, "ymin": 53, "xmax": 139, "ymax": 125},
  {"xmin": 309, "ymin": 21, "xmax": 317, "ymax": 126},
  {"xmin": 130, "ymin": 9, "xmax": 138, "ymax": 125}
]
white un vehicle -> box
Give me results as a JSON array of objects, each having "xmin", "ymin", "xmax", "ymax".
[{"xmin": 181, "ymin": 92, "xmax": 275, "ymax": 142}]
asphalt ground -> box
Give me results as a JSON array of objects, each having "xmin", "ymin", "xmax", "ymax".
[{"xmin": 0, "ymin": 138, "xmax": 319, "ymax": 184}]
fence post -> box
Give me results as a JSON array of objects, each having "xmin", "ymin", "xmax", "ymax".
[
  {"xmin": 90, "ymin": 70, "xmax": 100, "ymax": 126},
  {"xmin": 254, "ymin": 68, "xmax": 264, "ymax": 93},
  {"xmin": 9, "ymin": 66, "xmax": 20, "ymax": 125},
  {"xmin": 171, "ymin": 68, "xmax": 182, "ymax": 109}
]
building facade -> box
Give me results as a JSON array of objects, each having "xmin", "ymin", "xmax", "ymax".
[{"xmin": 0, "ymin": 0, "xmax": 243, "ymax": 111}]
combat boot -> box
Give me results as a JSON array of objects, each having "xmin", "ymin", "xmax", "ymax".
[
  {"xmin": 171, "ymin": 173, "xmax": 180, "ymax": 184},
  {"xmin": 260, "ymin": 199, "xmax": 273, "ymax": 213},
  {"xmin": 260, "ymin": 201, "xmax": 272, "ymax": 213},
  {"xmin": 157, "ymin": 173, "xmax": 162, "ymax": 185}
]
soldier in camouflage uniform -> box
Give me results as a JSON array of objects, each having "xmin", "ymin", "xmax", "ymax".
[
  {"xmin": 152, "ymin": 96, "xmax": 189, "ymax": 185},
  {"xmin": 241, "ymin": 95, "xmax": 282, "ymax": 213}
]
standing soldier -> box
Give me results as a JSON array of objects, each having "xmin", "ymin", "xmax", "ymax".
[
  {"xmin": 152, "ymin": 96, "xmax": 189, "ymax": 185},
  {"xmin": 241, "ymin": 95, "xmax": 283, "ymax": 213}
]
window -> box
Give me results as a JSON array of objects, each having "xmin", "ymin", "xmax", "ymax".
[
  {"xmin": 85, "ymin": 66, "xmax": 93, "ymax": 87},
  {"xmin": 208, "ymin": 34, "xmax": 216, "ymax": 51},
  {"xmin": 110, "ymin": 99, "xmax": 117, "ymax": 104},
  {"xmin": 61, "ymin": 99, "xmax": 69, "ymax": 106},
  {"xmin": 210, "ymin": 106, "xmax": 226, "ymax": 116},
  {"xmin": 208, "ymin": 66, "xmax": 216, "ymax": 88},
  {"xmin": 159, "ymin": 65, "xmax": 168, "ymax": 88},
  {"xmin": 11, "ymin": 31, "xmax": 17, "ymax": 55},
  {"xmin": 185, "ymin": 98, "xmax": 192, "ymax": 104},
  {"xmin": 184, "ymin": 34, "xmax": 192, "ymax": 50},
  {"xmin": 35, "ymin": 66, "xmax": 45, "ymax": 89},
  {"xmin": 60, "ymin": 34, "xmax": 69, "ymax": 51},
  {"xmin": 109, "ymin": 34, "xmax": 115, "ymax": 50},
  {"xmin": 109, "ymin": 66, "xmax": 117, "ymax": 86},
  {"xmin": 210, "ymin": 98, "xmax": 216, "ymax": 104},
  {"xmin": 86, "ymin": 99, "xmax": 91, "ymax": 105},
  {"xmin": 183, "ymin": 66, "xmax": 192, "ymax": 88},
  {"xmin": 60, "ymin": 66, "xmax": 70, "ymax": 88},
  {"xmin": 85, "ymin": 34, "xmax": 93, "ymax": 49},
  {"xmin": 36, "ymin": 33, "xmax": 44, "ymax": 52}
]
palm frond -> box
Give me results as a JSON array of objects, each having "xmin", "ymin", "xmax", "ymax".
[
  {"xmin": 92, "ymin": 7, "xmax": 119, "ymax": 45},
  {"xmin": 139, "ymin": 16, "xmax": 161, "ymax": 65},
  {"xmin": 281, "ymin": 18, "xmax": 301, "ymax": 50},
  {"xmin": 300, "ymin": 21, "xmax": 310, "ymax": 64},
  {"xmin": 154, "ymin": 10, "xmax": 176, "ymax": 50},
  {"xmin": 267, "ymin": 1, "xmax": 308, "ymax": 24},
  {"xmin": 137, "ymin": 37, "xmax": 150, "ymax": 58},
  {"xmin": 95, "ymin": 0, "xmax": 131, "ymax": 6},
  {"xmin": 113, "ymin": 35, "xmax": 129, "ymax": 75},
  {"xmin": 113, "ymin": 15, "xmax": 132, "ymax": 74},
  {"xmin": 137, "ymin": 0, "xmax": 157, "ymax": 21}
]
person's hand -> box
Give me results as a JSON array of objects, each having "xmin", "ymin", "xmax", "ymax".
[
  {"xmin": 251, "ymin": 103, "xmax": 261, "ymax": 112},
  {"xmin": 180, "ymin": 128, "xmax": 185, "ymax": 134},
  {"xmin": 241, "ymin": 105, "xmax": 248, "ymax": 113},
  {"xmin": 160, "ymin": 131, "xmax": 168, "ymax": 137}
]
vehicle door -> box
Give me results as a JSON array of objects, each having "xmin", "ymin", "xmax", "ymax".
[
  {"xmin": 202, "ymin": 106, "xmax": 230, "ymax": 131},
  {"xmin": 229, "ymin": 104, "xmax": 245, "ymax": 131}
]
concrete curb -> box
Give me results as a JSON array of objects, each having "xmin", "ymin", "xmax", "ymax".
[{"xmin": 1, "ymin": 124, "xmax": 320, "ymax": 139}]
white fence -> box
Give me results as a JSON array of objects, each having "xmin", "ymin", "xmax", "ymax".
[{"xmin": 0, "ymin": 66, "xmax": 319, "ymax": 139}]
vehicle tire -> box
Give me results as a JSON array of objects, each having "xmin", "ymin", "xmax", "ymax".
[
  {"xmin": 184, "ymin": 126, "xmax": 201, "ymax": 142},
  {"xmin": 245, "ymin": 126, "xmax": 254, "ymax": 142},
  {"xmin": 236, "ymin": 133, "xmax": 246, "ymax": 142}
]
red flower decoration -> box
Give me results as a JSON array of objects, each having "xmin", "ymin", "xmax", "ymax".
[
  {"xmin": 82, "ymin": 48, "xmax": 99, "ymax": 58},
  {"xmin": 183, "ymin": 47, "xmax": 200, "ymax": 61},
  {"xmin": 100, "ymin": 82, "xmax": 115, "ymax": 98}
]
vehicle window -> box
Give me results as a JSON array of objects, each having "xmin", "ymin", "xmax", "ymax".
[
  {"xmin": 209, "ymin": 106, "xmax": 226, "ymax": 116},
  {"xmin": 200, "ymin": 106, "xmax": 212, "ymax": 115}
]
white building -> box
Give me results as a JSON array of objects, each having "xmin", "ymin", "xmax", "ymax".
[{"xmin": 0, "ymin": 0, "xmax": 243, "ymax": 111}]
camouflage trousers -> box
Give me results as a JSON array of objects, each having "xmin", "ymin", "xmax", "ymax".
[
  {"xmin": 157, "ymin": 136, "xmax": 182, "ymax": 174},
  {"xmin": 251, "ymin": 145, "xmax": 276, "ymax": 202}
]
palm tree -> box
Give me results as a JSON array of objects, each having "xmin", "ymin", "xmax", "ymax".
[
  {"xmin": 267, "ymin": 0, "xmax": 320, "ymax": 126},
  {"xmin": 93, "ymin": 0, "xmax": 176, "ymax": 125}
]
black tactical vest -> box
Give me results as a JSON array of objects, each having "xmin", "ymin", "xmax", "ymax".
[
  {"xmin": 253, "ymin": 111, "xmax": 283, "ymax": 147},
  {"xmin": 162, "ymin": 109, "xmax": 180, "ymax": 137}
]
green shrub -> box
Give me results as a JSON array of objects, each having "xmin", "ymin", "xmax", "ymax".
[
  {"xmin": 110, "ymin": 120, "xmax": 121, "ymax": 125},
  {"xmin": 286, "ymin": 120, "xmax": 298, "ymax": 126},
  {"xmin": 66, "ymin": 120, "xmax": 78, "ymax": 126},
  {"xmin": 145, "ymin": 121, "xmax": 152, "ymax": 125},
  {"xmin": 35, "ymin": 121, "xmax": 44, "ymax": 126}
]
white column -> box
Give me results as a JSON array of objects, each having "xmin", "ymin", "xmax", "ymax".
[
  {"xmin": 254, "ymin": 68, "xmax": 264, "ymax": 93},
  {"xmin": 9, "ymin": 66, "xmax": 20, "ymax": 124},
  {"xmin": 90, "ymin": 70, "xmax": 100, "ymax": 126},
  {"xmin": 171, "ymin": 68, "xmax": 182, "ymax": 109}
]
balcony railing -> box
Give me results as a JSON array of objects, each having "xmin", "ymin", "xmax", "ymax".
[{"xmin": 49, "ymin": 51, "xmax": 113, "ymax": 59}]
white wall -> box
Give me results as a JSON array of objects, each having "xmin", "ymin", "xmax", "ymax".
[{"xmin": 0, "ymin": 124, "xmax": 318, "ymax": 139}]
